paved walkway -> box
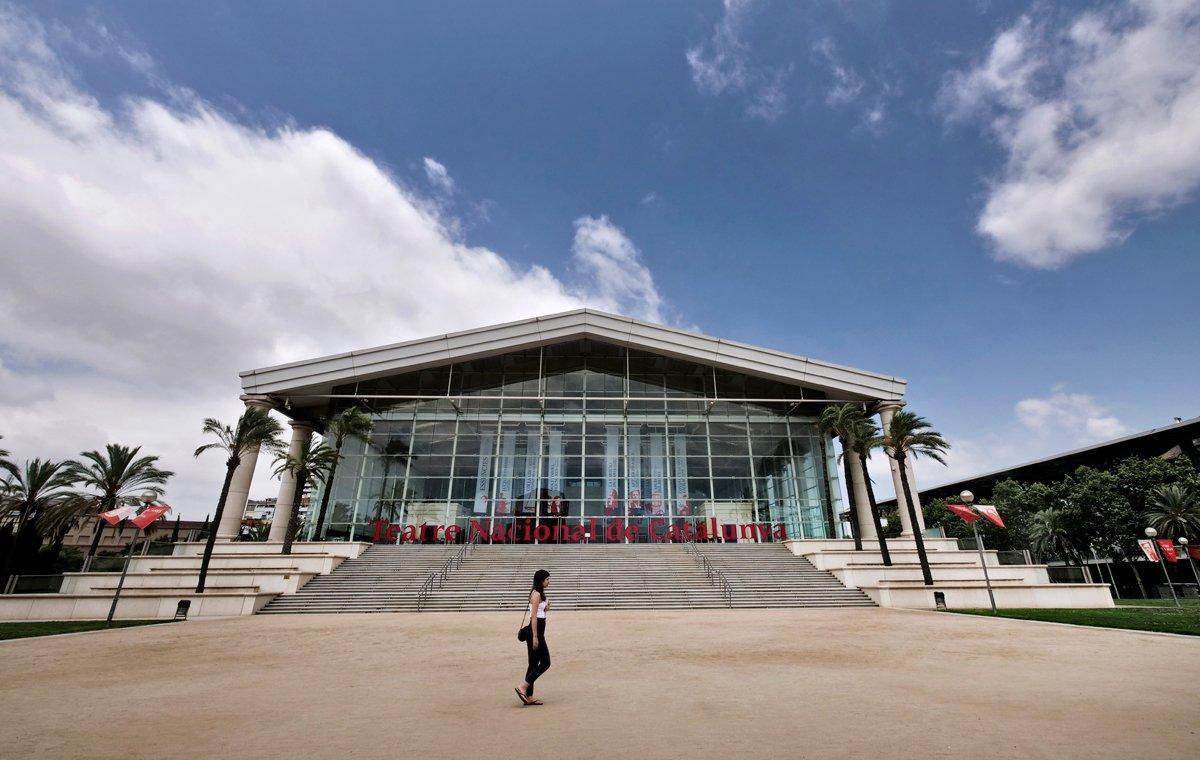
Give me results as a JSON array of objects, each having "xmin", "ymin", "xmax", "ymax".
[{"xmin": 1, "ymin": 608, "xmax": 1197, "ymax": 759}]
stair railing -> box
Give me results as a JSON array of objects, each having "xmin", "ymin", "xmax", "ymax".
[
  {"xmin": 416, "ymin": 532, "xmax": 481, "ymax": 612},
  {"xmin": 683, "ymin": 540, "xmax": 732, "ymax": 608}
]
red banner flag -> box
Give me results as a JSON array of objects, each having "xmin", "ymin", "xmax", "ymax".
[
  {"xmin": 945, "ymin": 503, "xmax": 980, "ymax": 523},
  {"xmin": 1138, "ymin": 539, "xmax": 1160, "ymax": 562},
  {"xmin": 130, "ymin": 504, "xmax": 171, "ymax": 530},
  {"xmin": 99, "ymin": 505, "xmax": 138, "ymax": 525},
  {"xmin": 974, "ymin": 504, "xmax": 1005, "ymax": 528},
  {"xmin": 1156, "ymin": 538, "xmax": 1178, "ymax": 563}
]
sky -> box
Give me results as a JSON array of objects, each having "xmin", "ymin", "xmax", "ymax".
[{"xmin": 1, "ymin": 0, "xmax": 1198, "ymax": 518}]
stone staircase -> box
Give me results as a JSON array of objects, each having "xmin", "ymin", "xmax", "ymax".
[
  {"xmin": 260, "ymin": 543, "xmax": 872, "ymax": 614},
  {"xmin": 259, "ymin": 545, "xmax": 458, "ymax": 614}
]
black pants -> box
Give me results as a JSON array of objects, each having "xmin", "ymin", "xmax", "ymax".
[{"xmin": 524, "ymin": 618, "xmax": 550, "ymax": 695}]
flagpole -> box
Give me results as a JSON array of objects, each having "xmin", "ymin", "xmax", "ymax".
[
  {"xmin": 105, "ymin": 491, "xmax": 158, "ymax": 628},
  {"xmin": 1180, "ymin": 537, "xmax": 1200, "ymax": 591},
  {"xmin": 961, "ymin": 491, "xmax": 997, "ymax": 613},
  {"xmin": 1145, "ymin": 527, "xmax": 1179, "ymax": 607}
]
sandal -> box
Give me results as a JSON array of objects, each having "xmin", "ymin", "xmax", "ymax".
[
  {"xmin": 528, "ymin": 699, "xmax": 543, "ymax": 706},
  {"xmin": 514, "ymin": 687, "xmax": 533, "ymax": 705}
]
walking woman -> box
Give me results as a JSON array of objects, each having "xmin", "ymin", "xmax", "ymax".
[{"xmin": 515, "ymin": 569, "xmax": 551, "ymax": 705}]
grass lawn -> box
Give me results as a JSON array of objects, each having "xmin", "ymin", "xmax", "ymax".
[
  {"xmin": 953, "ymin": 607, "xmax": 1200, "ymax": 636},
  {"xmin": 1115, "ymin": 597, "xmax": 1200, "ymax": 608},
  {"xmin": 0, "ymin": 620, "xmax": 167, "ymax": 641}
]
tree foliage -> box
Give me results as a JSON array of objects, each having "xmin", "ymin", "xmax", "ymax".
[{"xmin": 929, "ymin": 455, "xmax": 1200, "ymax": 559}]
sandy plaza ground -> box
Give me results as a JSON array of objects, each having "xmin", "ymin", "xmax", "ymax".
[{"xmin": 1, "ymin": 608, "xmax": 1197, "ymax": 759}]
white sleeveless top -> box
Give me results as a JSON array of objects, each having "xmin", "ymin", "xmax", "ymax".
[{"xmin": 530, "ymin": 596, "xmax": 547, "ymax": 619}]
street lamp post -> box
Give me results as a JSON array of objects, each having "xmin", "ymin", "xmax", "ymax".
[
  {"xmin": 1180, "ymin": 537, "xmax": 1199, "ymax": 596},
  {"xmin": 1145, "ymin": 527, "xmax": 1179, "ymax": 607},
  {"xmin": 106, "ymin": 490, "xmax": 156, "ymax": 627},
  {"xmin": 961, "ymin": 490, "xmax": 997, "ymax": 613}
]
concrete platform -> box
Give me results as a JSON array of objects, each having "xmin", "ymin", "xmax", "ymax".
[
  {"xmin": 0, "ymin": 609, "xmax": 1196, "ymax": 759},
  {"xmin": 0, "ymin": 590, "xmax": 275, "ymax": 620},
  {"xmin": 864, "ymin": 581, "xmax": 1116, "ymax": 609},
  {"xmin": 170, "ymin": 541, "xmax": 371, "ymax": 559}
]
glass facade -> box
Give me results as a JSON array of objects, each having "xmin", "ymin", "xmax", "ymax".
[{"xmin": 309, "ymin": 339, "xmax": 843, "ymax": 543}]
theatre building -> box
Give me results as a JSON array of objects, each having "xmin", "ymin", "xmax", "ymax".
[
  {"xmin": 230, "ymin": 309, "xmax": 918, "ymax": 546},
  {"xmin": 0, "ymin": 310, "xmax": 1117, "ymax": 621}
]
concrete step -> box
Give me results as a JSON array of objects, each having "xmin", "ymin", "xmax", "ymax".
[{"xmin": 260, "ymin": 543, "xmax": 873, "ymax": 614}]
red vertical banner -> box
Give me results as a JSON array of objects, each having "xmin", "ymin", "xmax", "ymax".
[
  {"xmin": 1156, "ymin": 538, "xmax": 1178, "ymax": 562},
  {"xmin": 1138, "ymin": 539, "xmax": 1160, "ymax": 562}
]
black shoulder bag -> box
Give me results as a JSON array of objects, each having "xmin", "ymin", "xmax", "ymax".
[{"xmin": 517, "ymin": 600, "xmax": 531, "ymax": 642}]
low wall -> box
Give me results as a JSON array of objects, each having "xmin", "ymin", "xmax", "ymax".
[
  {"xmin": 863, "ymin": 583, "xmax": 1115, "ymax": 609},
  {"xmin": 61, "ymin": 570, "xmax": 315, "ymax": 596},
  {"xmin": 171, "ymin": 542, "xmax": 370, "ymax": 559},
  {"xmin": 127, "ymin": 553, "xmax": 342, "ymax": 575},
  {"xmin": 785, "ymin": 538, "xmax": 962, "ymax": 554},
  {"xmin": 805, "ymin": 549, "xmax": 999, "ymax": 571},
  {"xmin": 0, "ymin": 590, "xmax": 278, "ymax": 621},
  {"xmin": 833, "ymin": 564, "xmax": 1050, "ymax": 588}
]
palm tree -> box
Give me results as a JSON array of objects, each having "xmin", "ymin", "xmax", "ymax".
[
  {"xmin": 193, "ymin": 406, "xmax": 284, "ymax": 592},
  {"xmin": 0, "ymin": 459, "xmax": 78, "ymax": 585},
  {"xmin": 852, "ymin": 413, "xmax": 892, "ymax": 566},
  {"xmin": 273, "ymin": 436, "xmax": 338, "ymax": 555},
  {"xmin": 881, "ymin": 410, "xmax": 949, "ymax": 586},
  {"xmin": 41, "ymin": 445, "xmax": 172, "ymax": 560},
  {"xmin": 1029, "ymin": 508, "xmax": 1079, "ymax": 563},
  {"xmin": 1144, "ymin": 484, "xmax": 1200, "ymax": 539},
  {"xmin": 311, "ymin": 406, "xmax": 374, "ymax": 540},
  {"xmin": 817, "ymin": 404, "xmax": 864, "ymax": 551},
  {"xmin": 0, "ymin": 435, "xmax": 15, "ymax": 482}
]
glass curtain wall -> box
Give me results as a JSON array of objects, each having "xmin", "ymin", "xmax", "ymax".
[{"xmin": 309, "ymin": 339, "xmax": 842, "ymax": 543}]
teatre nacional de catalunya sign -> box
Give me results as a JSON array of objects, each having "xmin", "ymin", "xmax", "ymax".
[{"xmin": 370, "ymin": 517, "xmax": 790, "ymax": 544}]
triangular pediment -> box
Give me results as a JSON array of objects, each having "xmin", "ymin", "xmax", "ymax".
[{"xmin": 240, "ymin": 309, "xmax": 905, "ymax": 404}]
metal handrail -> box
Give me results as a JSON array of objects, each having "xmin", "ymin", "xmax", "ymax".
[
  {"xmin": 683, "ymin": 541, "xmax": 732, "ymax": 607},
  {"xmin": 416, "ymin": 532, "xmax": 480, "ymax": 612}
]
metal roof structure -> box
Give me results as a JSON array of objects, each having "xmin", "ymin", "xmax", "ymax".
[{"xmin": 240, "ymin": 308, "xmax": 906, "ymax": 405}]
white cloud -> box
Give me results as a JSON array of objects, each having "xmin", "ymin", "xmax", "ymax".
[
  {"xmin": 812, "ymin": 37, "xmax": 890, "ymax": 132},
  {"xmin": 865, "ymin": 388, "xmax": 1128, "ymax": 500},
  {"xmin": 0, "ymin": 6, "xmax": 666, "ymax": 517},
  {"xmin": 940, "ymin": 0, "xmax": 1200, "ymax": 267},
  {"xmin": 686, "ymin": 0, "xmax": 787, "ymax": 121},
  {"xmin": 422, "ymin": 156, "xmax": 454, "ymax": 195},
  {"xmin": 1016, "ymin": 389, "xmax": 1127, "ymax": 443},
  {"xmin": 570, "ymin": 216, "xmax": 663, "ymax": 323}
]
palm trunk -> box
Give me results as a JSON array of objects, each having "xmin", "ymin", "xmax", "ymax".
[
  {"xmin": 313, "ymin": 451, "xmax": 341, "ymax": 541},
  {"xmin": 816, "ymin": 435, "xmax": 839, "ymax": 539},
  {"xmin": 86, "ymin": 503, "xmax": 109, "ymax": 559},
  {"xmin": 281, "ymin": 467, "xmax": 307, "ymax": 555},
  {"xmin": 896, "ymin": 451, "xmax": 933, "ymax": 586},
  {"xmin": 859, "ymin": 454, "xmax": 891, "ymax": 566},
  {"xmin": 0, "ymin": 507, "xmax": 31, "ymax": 586},
  {"xmin": 196, "ymin": 456, "xmax": 238, "ymax": 593},
  {"xmin": 842, "ymin": 452, "xmax": 863, "ymax": 551}
]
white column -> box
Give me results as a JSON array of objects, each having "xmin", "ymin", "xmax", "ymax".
[
  {"xmin": 878, "ymin": 403, "xmax": 918, "ymax": 538},
  {"xmin": 845, "ymin": 449, "xmax": 877, "ymax": 540},
  {"xmin": 217, "ymin": 396, "xmax": 275, "ymax": 540},
  {"xmin": 269, "ymin": 420, "xmax": 316, "ymax": 542}
]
